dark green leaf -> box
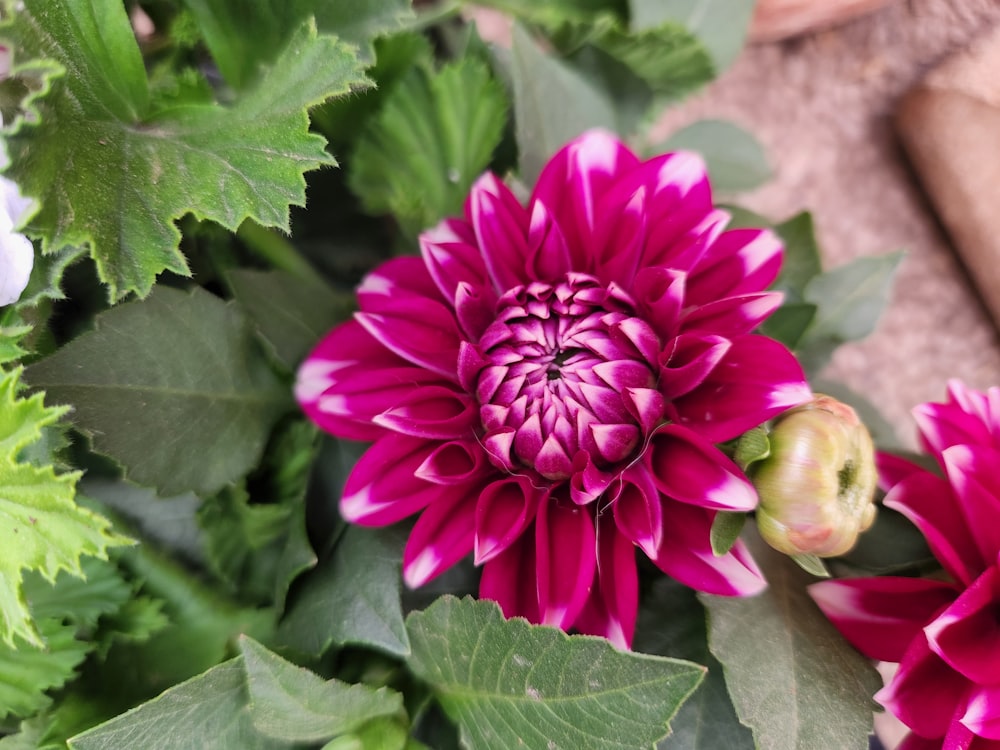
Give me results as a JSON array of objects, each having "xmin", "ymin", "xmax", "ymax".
[
  {"xmin": 349, "ymin": 59, "xmax": 508, "ymax": 236},
  {"xmin": 836, "ymin": 506, "xmax": 934, "ymax": 575},
  {"xmin": 278, "ymin": 526, "xmax": 409, "ymax": 658},
  {"xmin": 240, "ymin": 636, "xmax": 404, "ymax": 743},
  {"xmin": 510, "ymin": 23, "xmax": 618, "ymax": 182},
  {"xmin": 772, "ymin": 213, "xmax": 823, "ymax": 303},
  {"xmin": 4, "ymin": 3, "xmax": 368, "ymax": 299},
  {"xmin": 24, "ymin": 556, "xmax": 131, "ymax": 628},
  {"xmin": 406, "ymin": 596, "xmax": 705, "ymax": 750},
  {"xmin": 0, "ymin": 619, "xmax": 90, "ymax": 721},
  {"xmin": 632, "ymin": 580, "xmax": 754, "ymax": 750},
  {"xmin": 229, "ymin": 269, "xmax": 351, "ymax": 372},
  {"xmin": 25, "ymin": 286, "xmax": 290, "ymax": 496},
  {"xmin": 759, "ymin": 303, "xmax": 817, "ymax": 350},
  {"xmin": 661, "ymin": 119, "xmax": 771, "ymax": 193},
  {"xmin": 702, "ymin": 533, "xmax": 882, "ymax": 750},
  {"xmin": 630, "ymin": 0, "xmax": 755, "ymax": 71},
  {"xmin": 709, "ymin": 512, "xmax": 746, "ymax": 557},
  {"xmin": 68, "ymin": 659, "xmax": 291, "ymax": 750}
]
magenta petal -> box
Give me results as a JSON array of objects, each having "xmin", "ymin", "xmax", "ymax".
[
  {"xmin": 356, "ymin": 254, "xmax": 444, "ymax": 305},
  {"xmin": 659, "ymin": 333, "xmax": 732, "ymax": 399},
  {"xmin": 884, "ymin": 472, "xmax": 984, "ymax": 587},
  {"xmin": 402, "ymin": 488, "xmax": 476, "ymax": 588},
  {"xmin": 680, "ymin": 292, "xmax": 784, "ymax": 338},
  {"xmin": 536, "ymin": 498, "xmax": 597, "ymax": 628},
  {"xmin": 372, "ymin": 385, "xmax": 478, "ymax": 439},
  {"xmin": 591, "ymin": 184, "xmax": 647, "ymax": 287},
  {"xmin": 895, "ymin": 734, "xmax": 942, "ymax": 750},
  {"xmin": 355, "ymin": 297, "xmax": 462, "ymax": 381},
  {"xmin": 877, "ymin": 636, "xmax": 970, "ymax": 740},
  {"xmin": 962, "ymin": 685, "xmax": 1000, "ymax": 740},
  {"xmin": 914, "ymin": 381, "xmax": 999, "ymax": 462},
  {"xmin": 653, "ymin": 502, "xmax": 766, "ymax": 596},
  {"xmin": 474, "ymin": 477, "xmax": 545, "ymax": 564},
  {"xmin": 613, "ymin": 465, "xmax": 663, "ymax": 559},
  {"xmin": 569, "ymin": 451, "xmax": 614, "ymax": 505},
  {"xmin": 590, "ymin": 423, "xmax": 640, "ymax": 463},
  {"xmin": 622, "ymin": 387, "xmax": 666, "ymax": 435},
  {"xmin": 685, "ymin": 228, "xmax": 783, "ymax": 306},
  {"xmin": 633, "ymin": 152, "xmax": 714, "ymax": 264},
  {"xmin": 419, "ymin": 218, "xmax": 490, "ymax": 301},
  {"xmin": 574, "ymin": 515, "xmax": 639, "ymax": 649},
  {"xmin": 415, "ymin": 439, "xmax": 491, "ymax": 485},
  {"xmin": 644, "ymin": 208, "xmax": 728, "ymax": 274},
  {"xmin": 342, "ymin": 434, "xmax": 444, "ymax": 526},
  {"xmin": 925, "ymin": 564, "xmax": 1000, "ymax": 685},
  {"xmin": 942, "ymin": 444, "xmax": 1000, "ymax": 563},
  {"xmin": 469, "ymin": 172, "xmax": 531, "ymax": 292},
  {"xmin": 877, "ymin": 450, "xmax": 928, "ymax": 492},
  {"xmin": 526, "ymin": 200, "xmax": 572, "ymax": 282},
  {"xmin": 809, "ymin": 577, "xmax": 958, "ymax": 662},
  {"xmin": 647, "ymin": 424, "xmax": 758, "ymax": 511},
  {"xmin": 633, "ymin": 267, "xmax": 686, "ymax": 340},
  {"xmin": 672, "ymin": 334, "xmax": 810, "ymax": 443},
  {"xmin": 480, "ymin": 530, "xmax": 539, "ymax": 624}
]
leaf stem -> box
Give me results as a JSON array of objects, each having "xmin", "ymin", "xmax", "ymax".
[{"xmin": 236, "ymin": 220, "xmax": 321, "ymax": 284}]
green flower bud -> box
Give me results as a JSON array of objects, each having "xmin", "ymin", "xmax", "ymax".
[{"xmin": 753, "ymin": 395, "xmax": 878, "ymax": 557}]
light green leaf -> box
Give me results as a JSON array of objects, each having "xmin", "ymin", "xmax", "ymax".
[
  {"xmin": 278, "ymin": 525, "xmax": 409, "ymax": 658},
  {"xmin": 25, "ymin": 285, "xmax": 291, "ymax": 496},
  {"xmin": 3, "ymin": 2, "xmax": 369, "ymax": 299},
  {"xmin": 790, "ymin": 553, "xmax": 830, "ymax": 578},
  {"xmin": 632, "ymin": 580, "xmax": 754, "ymax": 750},
  {"xmin": 68, "ymin": 659, "xmax": 292, "ymax": 750},
  {"xmin": 702, "ymin": 533, "xmax": 882, "ymax": 750},
  {"xmin": 240, "ymin": 636, "xmax": 404, "ymax": 743},
  {"xmin": 24, "ymin": 556, "xmax": 131, "ymax": 628},
  {"xmin": 709, "ymin": 512, "xmax": 746, "ymax": 557},
  {"xmin": 229, "ymin": 269, "xmax": 351, "ymax": 372},
  {"xmin": 406, "ymin": 596, "xmax": 705, "ymax": 750},
  {"xmin": 630, "ymin": 0, "xmax": 755, "ymax": 71},
  {"xmin": 661, "ymin": 119, "xmax": 771, "ymax": 193},
  {"xmin": 349, "ymin": 59, "xmax": 508, "ymax": 236},
  {"xmin": 510, "ymin": 23, "xmax": 618, "ymax": 182},
  {"xmin": 0, "ymin": 369, "xmax": 129, "ymax": 647},
  {"xmin": 731, "ymin": 425, "xmax": 770, "ymax": 470}
]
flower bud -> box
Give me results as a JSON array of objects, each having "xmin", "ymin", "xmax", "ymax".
[{"xmin": 753, "ymin": 395, "xmax": 878, "ymax": 557}]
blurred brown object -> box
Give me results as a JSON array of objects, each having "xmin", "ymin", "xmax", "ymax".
[
  {"xmin": 897, "ymin": 24, "xmax": 1000, "ymax": 329},
  {"xmin": 750, "ymin": 0, "xmax": 898, "ymax": 41}
]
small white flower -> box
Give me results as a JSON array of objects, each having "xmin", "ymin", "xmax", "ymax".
[{"xmin": 0, "ymin": 175, "xmax": 34, "ymax": 306}]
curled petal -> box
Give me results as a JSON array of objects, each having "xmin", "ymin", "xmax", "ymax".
[
  {"xmin": 659, "ymin": 333, "xmax": 732, "ymax": 399},
  {"xmin": 672, "ymin": 334, "xmax": 811, "ymax": 443},
  {"xmin": 925, "ymin": 564, "xmax": 1000, "ymax": 685},
  {"xmin": 633, "ymin": 267, "xmax": 686, "ymax": 341},
  {"xmin": 685, "ymin": 228, "xmax": 783, "ymax": 306},
  {"xmin": 809, "ymin": 577, "xmax": 958, "ymax": 663},
  {"xmin": 622, "ymin": 387, "xmax": 666, "ymax": 435},
  {"xmin": 653, "ymin": 502, "xmax": 766, "ymax": 596},
  {"xmin": 942, "ymin": 444, "xmax": 1000, "ymax": 564},
  {"xmin": 647, "ymin": 424, "xmax": 758, "ymax": 511},
  {"xmin": 526, "ymin": 200, "xmax": 572, "ymax": 282},
  {"xmin": 876, "ymin": 450, "xmax": 928, "ymax": 492},
  {"xmin": 914, "ymin": 379, "xmax": 1000, "ymax": 461},
  {"xmin": 680, "ymin": 292, "xmax": 784, "ymax": 338},
  {"xmin": 415, "ymin": 439, "xmax": 492, "ymax": 485},
  {"xmin": 342, "ymin": 434, "xmax": 446, "ymax": 526},
  {"xmin": 480, "ymin": 530, "xmax": 539, "ymax": 624},
  {"xmin": 574, "ymin": 514, "xmax": 639, "ymax": 649},
  {"xmin": 403, "ymin": 488, "xmax": 476, "ymax": 588},
  {"xmin": 536, "ymin": 498, "xmax": 597, "ymax": 628},
  {"xmin": 469, "ymin": 172, "xmax": 531, "ymax": 292},
  {"xmin": 569, "ymin": 451, "xmax": 614, "ymax": 505},
  {"xmin": 962, "ymin": 684, "xmax": 1000, "ymax": 740},
  {"xmin": 474, "ymin": 477, "xmax": 545, "ymax": 564},
  {"xmin": 355, "ymin": 297, "xmax": 462, "ymax": 381},
  {"xmin": 419, "ymin": 218, "xmax": 491, "ymax": 303},
  {"xmin": 613, "ymin": 465, "xmax": 663, "ymax": 559},
  {"xmin": 373, "ymin": 385, "xmax": 478, "ymax": 439}
]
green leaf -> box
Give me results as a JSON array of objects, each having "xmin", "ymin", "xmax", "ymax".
[
  {"xmin": 68, "ymin": 659, "xmax": 292, "ymax": 750},
  {"xmin": 240, "ymin": 636, "xmax": 404, "ymax": 743},
  {"xmin": 731, "ymin": 425, "xmax": 770, "ymax": 470},
  {"xmin": 797, "ymin": 252, "xmax": 903, "ymax": 374},
  {"xmin": 772, "ymin": 212, "xmax": 823, "ymax": 303},
  {"xmin": 324, "ymin": 717, "xmax": 411, "ymax": 750},
  {"xmin": 702, "ymin": 533, "xmax": 882, "ymax": 750},
  {"xmin": 229, "ymin": 269, "xmax": 352, "ymax": 372},
  {"xmin": 0, "ymin": 369, "xmax": 129, "ymax": 647},
  {"xmin": 837, "ymin": 505, "xmax": 934, "ymax": 575},
  {"xmin": 406, "ymin": 596, "xmax": 705, "ymax": 750},
  {"xmin": 630, "ymin": 0, "xmax": 755, "ymax": 72},
  {"xmin": 349, "ymin": 59, "xmax": 508, "ymax": 236},
  {"xmin": 25, "ymin": 285, "xmax": 290, "ymax": 496},
  {"xmin": 278, "ymin": 526, "xmax": 409, "ymax": 658},
  {"xmin": 0, "ymin": 618, "xmax": 90, "ymax": 721},
  {"xmin": 24, "ymin": 556, "xmax": 131, "ymax": 628},
  {"xmin": 632, "ymin": 580, "xmax": 754, "ymax": 750},
  {"xmin": 4, "ymin": 2, "xmax": 369, "ymax": 299},
  {"xmin": 790, "ymin": 553, "xmax": 830, "ymax": 578},
  {"xmin": 709, "ymin": 512, "xmax": 746, "ymax": 557},
  {"xmin": 759, "ymin": 303, "xmax": 817, "ymax": 350},
  {"xmin": 510, "ymin": 23, "xmax": 618, "ymax": 182},
  {"xmin": 661, "ymin": 119, "xmax": 771, "ymax": 193}
]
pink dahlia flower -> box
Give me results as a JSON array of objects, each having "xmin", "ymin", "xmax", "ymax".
[
  {"xmin": 811, "ymin": 380, "xmax": 1000, "ymax": 749},
  {"xmin": 297, "ymin": 130, "xmax": 810, "ymax": 648}
]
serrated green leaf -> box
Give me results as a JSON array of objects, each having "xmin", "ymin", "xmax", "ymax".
[
  {"xmin": 630, "ymin": 0, "xmax": 755, "ymax": 72},
  {"xmin": 239, "ymin": 636, "xmax": 404, "ymax": 743},
  {"xmin": 661, "ymin": 119, "xmax": 771, "ymax": 193},
  {"xmin": 68, "ymin": 659, "xmax": 292, "ymax": 750},
  {"xmin": 96, "ymin": 595, "xmax": 170, "ymax": 653},
  {"xmin": 349, "ymin": 59, "xmax": 508, "ymax": 236},
  {"xmin": 632, "ymin": 580, "xmax": 754, "ymax": 750},
  {"xmin": 406, "ymin": 596, "xmax": 705, "ymax": 750},
  {"xmin": 278, "ymin": 525, "xmax": 409, "ymax": 658},
  {"xmin": 24, "ymin": 556, "xmax": 131, "ymax": 628},
  {"xmin": 25, "ymin": 286, "xmax": 291, "ymax": 496},
  {"xmin": 0, "ymin": 328, "xmax": 31, "ymax": 366},
  {"xmin": 230, "ymin": 269, "xmax": 351, "ymax": 372},
  {"xmin": 4, "ymin": 2, "xmax": 368, "ymax": 299},
  {"xmin": 0, "ymin": 369, "xmax": 129, "ymax": 647},
  {"xmin": 15, "ymin": 245, "xmax": 86, "ymax": 312},
  {"xmin": 709, "ymin": 512, "xmax": 746, "ymax": 557},
  {"xmin": 510, "ymin": 23, "xmax": 618, "ymax": 182},
  {"xmin": 702, "ymin": 533, "xmax": 882, "ymax": 750},
  {"xmin": 797, "ymin": 252, "xmax": 903, "ymax": 374},
  {"xmin": 0, "ymin": 618, "xmax": 90, "ymax": 721}
]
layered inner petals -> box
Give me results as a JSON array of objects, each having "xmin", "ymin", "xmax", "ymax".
[
  {"xmin": 474, "ymin": 477, "xmax": 545, "ymax": 564},
  {"xmin": 925, "ymin": 564, "xmax": 1000, "ymax": 685}
]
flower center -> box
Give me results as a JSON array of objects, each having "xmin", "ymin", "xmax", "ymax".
[{"xmin": 474, "ymin": 273, "xmax": 656, "ymax": 480}]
